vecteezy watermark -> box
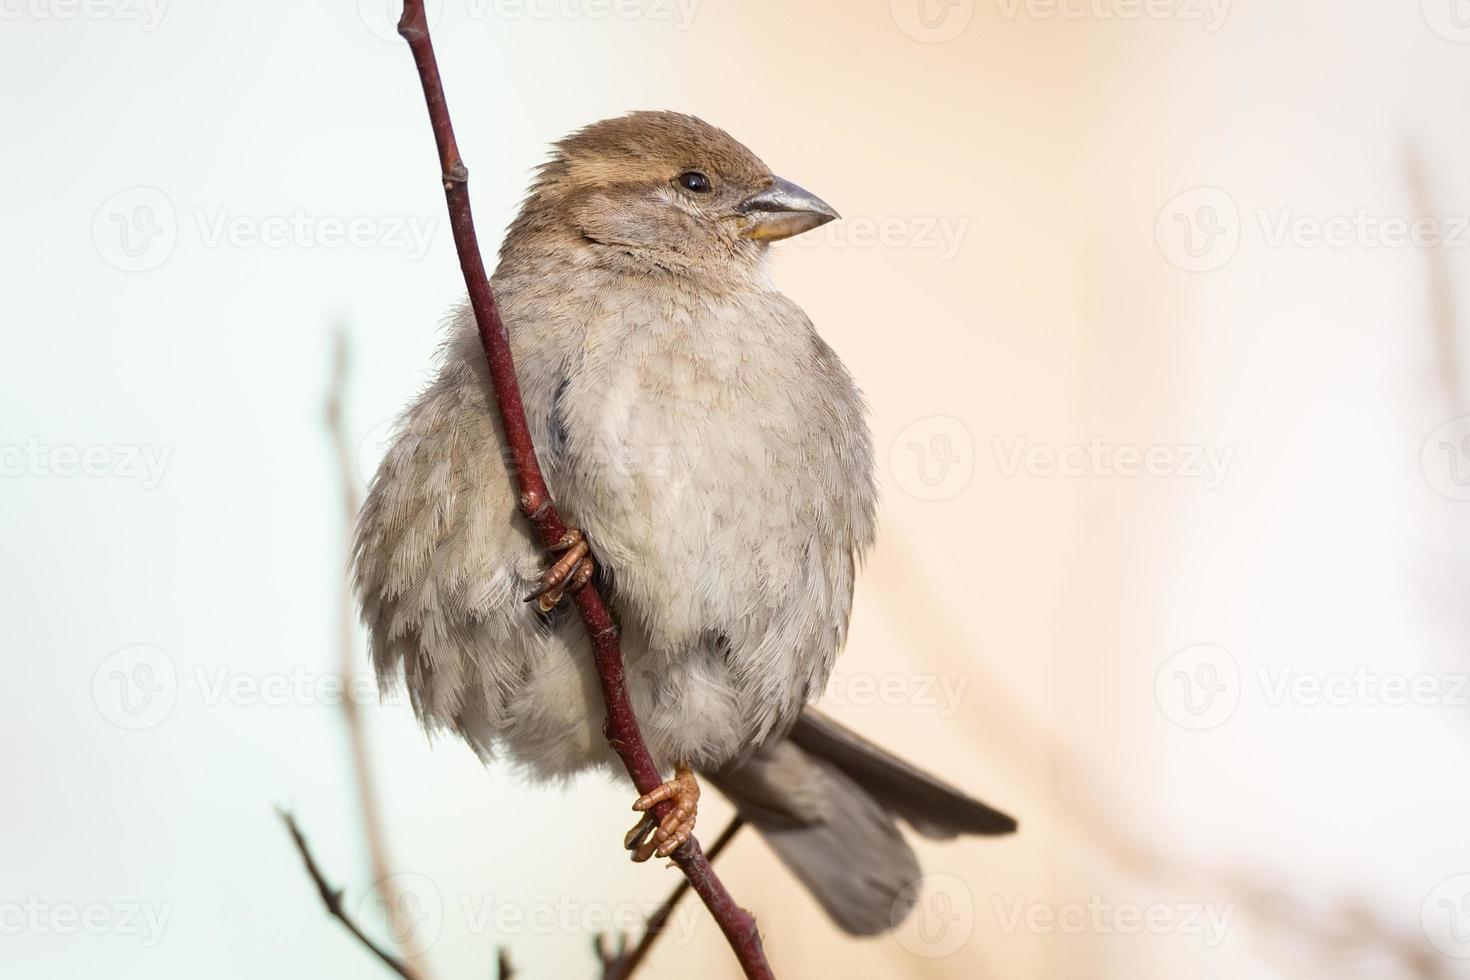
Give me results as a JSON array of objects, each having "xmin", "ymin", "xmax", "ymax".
[
  {"xmin": 1256, "ymin": 209, "xmax": 1470, "ymax": 251},
  {"xmin": 992, "ymin": 437, "xmax": 1235, "ymax": 489},
  {"xmin": 92, "ymin": 647, "xmax": 404, "ymax": 731},
  {"xmin": 358, "ymin": 418, "xmax": 399, "ymax": 486},
  {"xmin": 1156, "ymin": 644, "xmax": 1470, "ymax": 731},
  {"xmin": 0, "ymin": 899, "xmax": 172, "ymax": 946},
  {"xmin": 353, "ymin": 875, "xmax": 704, "ymax": 953},
  {"xmin": 92, "ymin": 186, "xmax": 177, "ymax": 273},
  {"xmin": 193, "ymin": 208, "xmax": 436, "ymax": 260},
  {"xmin": 1157, "ymin": 187, "xmax": 1470, "ymax": 272},
  {"xmin": 357, "ymin": 874, "xmax": 445, "ymax": 951},
  {"xmin": 93, "ymin": 644, "xmax": 178, "ymax": 731},
  {"xmin": 890, "ymin": 0, "xmax": 976, "ymax": 42},
  {"xmin": 476, "ymin": 0, "xmax": 700, "ymax": 28},
  {"xmin": 891, "ymin": 873, "xmax": 976, "ymax": 958},
  {"xmin": 93, "ymin": 187, "xmax": 438, "ymax": 272},
  {"xmin": 460, "ymin": 893, "xmax": 701, "ymax": 943},
  {"xmin": 1154, "ymin": 644, "xmax": 1240, "ymax": 730},
  {"xmin": 0, "ymin": 440, "xmax": 172, "ymax": 488},
  {"xmin": 192, "ymin": 665, "xmax": 385, "ymax": 710},
  {"xmin": 1422, "ymin": 0, "xmax": 1470, "ymax": 43},
  {"xmin": 0, "ymin": 0, "xmax": 168, "ymax": 30},
  {"xmin": 995, "ymin": 0, "xmax": 1231, "ymax": 31},
  {"xmin": 1256, "ymin": 666, "xmax": 1470, "ymax": 708},
  {"xmin": 889, "ymin": 416, "xmax": 976, "ymax": 502},
  {"xmin": 1155, "ymin": 187, "xmax": 1242, "ymax": 273},
  {"xmin": 991, "ymin": 895, "xmax": 1234, "ymax": 946},
  {"xmin": 1423, "ymin": 875, "xmax": 1470, "ymax": 958},
  {"xmin": 357, "ymin": 0, "xmax": 443, "ymax": 41},
  {"xmin": 357, "ymin": 0, "xmax": 699, "ymax": 42},
  {"xmin": 1423, "ymin": 417, "xmax": 1470, "ymax": 502},
  {"xmin": 788, "ymin": 214, "xmax": 970, "ymax": 261},
  {"xmin": 821, "ymin": 671, "xmax": 970, "ymax": 719}
]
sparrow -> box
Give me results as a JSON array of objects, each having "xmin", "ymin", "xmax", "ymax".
[{"xmin": 354, "ymin": 111, "xmax": 1015, "ymax": 934}]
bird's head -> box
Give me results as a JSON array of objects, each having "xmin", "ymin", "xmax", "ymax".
[{"xmin": 504, "ymin": 111, "xmax": 838, "ymax": 282}]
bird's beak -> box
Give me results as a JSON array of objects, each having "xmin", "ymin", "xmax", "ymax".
[{"xmin": 734, "ymin": 176, "xmax": 840, "ymax": 241}]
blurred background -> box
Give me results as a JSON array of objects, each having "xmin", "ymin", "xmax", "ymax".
[{"xmin": 5, "ymin": 1, "xmax": 1470, "ymax": 977}]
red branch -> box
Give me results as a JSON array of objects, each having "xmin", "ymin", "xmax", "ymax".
[{"xmin": 394, "ymin": 5, "xmax": 773, "ymax": 978}]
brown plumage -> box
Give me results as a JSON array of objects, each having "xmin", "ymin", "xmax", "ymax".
[{"xmin": 354, "ymin": 110, "xmax": 1015, "ymax": 933}]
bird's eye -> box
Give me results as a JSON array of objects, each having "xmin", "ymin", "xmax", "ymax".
[{"xmin": 675, "ymin": 170, "xmax": 711, "ymax": 193}]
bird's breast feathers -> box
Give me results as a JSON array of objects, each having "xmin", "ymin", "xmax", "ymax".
[{"xmin": 507, "ymin": 281, "xmax": 876, "ymax": 657}]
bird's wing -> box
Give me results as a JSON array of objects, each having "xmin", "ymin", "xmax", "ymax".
[{"xmin": 352, "ymin": 344, "xmax": 544, "ymax": 754}]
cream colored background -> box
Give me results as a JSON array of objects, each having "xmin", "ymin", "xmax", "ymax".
[{"xmin": 4, "ymin": 1, "xmax": 1469, "ymax": 977}]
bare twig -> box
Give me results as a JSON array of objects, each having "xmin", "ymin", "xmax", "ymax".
[
  {"xmin": 1405, "ymin": 146, "xmax": 1465, "ymax": 411},
  {"xmin": 601, "ymin": 817, "xmax": 747, "ymax": 980},
  {"xmin": 393, "ymin": 4, "xmax": 772, "ymax": 977},
  {"xmin": 279, "ymin": 809, "xmax": 416, "ymax": 980},
  {"xmin": 325, "ymin": 327, "xmax": 430, "ymax": 971}
]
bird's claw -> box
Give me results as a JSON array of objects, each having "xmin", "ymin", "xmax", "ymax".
[
  {"xmin": 525, "ymin": 528, "xmax": 594, "ymax": 612},
  {"xmin": 625, "ymin": 763, "xmax": 700, "ymax": 862}
]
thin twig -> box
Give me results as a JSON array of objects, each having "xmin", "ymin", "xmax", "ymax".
[
  {"xmin": 325, "ymin": 327, "xmax": 430, "ymax": 971},
  {"xmin": 601, "ymin": 817, "xmax": 747, "ymax": 980},
  {"xmin": 279, "ymin": 809, "xmax": 416, "ymax": 980},
  {"xmin": 393, "ymin": 4, "xmax": 772, "ymax": 978}
]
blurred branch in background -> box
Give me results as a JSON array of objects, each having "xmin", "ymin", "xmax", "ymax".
[
  {"xmin": 1405, "ymin": 146, "xmax": 1465, "ymax": 413},
  {"xmin": 298, "ymin": 327, "xmax": 742, "ymax": 979},
  {"xmin": 279, "ymin": 809, "xmax": 420, "ymax": 980},
  {"xmin": 869, "ymin": 536, "xmax": 1447, "ymax": 978},
  {"xmin": 325, "ymin": 327, "xmax": 431, "ymax": 974}
]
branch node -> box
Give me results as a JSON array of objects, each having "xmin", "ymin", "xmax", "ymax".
[{"xmin": 519, "ymin": 488, "xmax": 548, "ymax": 518}]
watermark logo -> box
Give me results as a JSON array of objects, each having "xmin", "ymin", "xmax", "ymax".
[
  {"xmin": 1157, "ymin": 649, "xmax": 1470, "ymax": 728},
  {"xmin": 359, "ymin": 0, "xmax": 699, "ymax": 39},
  {"xmin": 821, "ymin": 671, "xmax": 970, "ymax": 718},
  {"xmin": 0, "ymin": 0, "xmax": 168, "ymax": 30},
  {"xmin": 1159, "ymin": 190, "xmax": 1470, "ymax": 271},
  {"xmin": 92, "ymin": 644, "xmax": 178, "ymax": 731},
  {"xmin": 357, "ymin": 874, "xmax": 445, "ymax": 951},
  {"xmin": 461, "ymin": 894, "xmax": 701, "ymax": 941},
  {"xmin": 93, "ymin": 187, "xmax": 438, "ymax": 271},
  {"xmin": 479, "ymin": 0, "xmax": 701, "ymax": 29},
  {"xmin": 993, "ymin": 437, "xmax": 1234, "ymax": 488},
  {"xmin": 93, "ymin": 186, "xmax": 177, "ymax": 273},
  {"xmin": 358, "ymin": 0, "xmax": 443, "ymax": 41},
  {"xmin": 991, "ymin": 895, "xmax": 1233, "ymax": 945},
  {"xmin": 1422, "ymin": 0, "xmax": 1470, "ymax": 43},
  {"xmin": 891, "ymin": 0, "xmax": 975, "ymax": 42},
  {"xmin": 1156, "ymin": 187, "xmax": 1241, "ymax": 273},
  {"xmin": 788, "ymin": 214, "xmax": 970, "ymax": 260},
  {"xmin": 0, "ymin": 899, "xmax": 172, "ymax": 946},
  {"xmin": 1154, "ymin": 644, "xmax": 1239, "ymax": 730},
  {"xmin": 995, "ymin": 0, "xmax": 1230, "ymax": 30},
  {"xmin": 1423, "ymin": 417, "xmax": 1470, "ymax": 501},
  {"xmin": 892, "ymin": 873, "xmax": 974, "ymax": 958},
  {"xmin": 1423, "ymin": 875, "xmax": 1470, "ymax": 957},
  {"xmin": 359, "ymin": 418, "xmax": 398, "ymax": 486},
  {"xmin": 889, "ymin": 416, "xmax": 975, "ymax": 501},
  {"xmin": 192, "ymin": 208, "xmax": 436, "ymax": 259},
  {"xmin": 0, "ymin": 440, "xmax": 172, "ymax": 488}
]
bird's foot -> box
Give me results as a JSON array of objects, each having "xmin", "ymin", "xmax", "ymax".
[
  {"xmin": 525, "ymin": 528, "xmax": 594, "ymax": 613},
  {"xmin": 624, "ymin": 763, "xmax": 700, "ymax": 862}
]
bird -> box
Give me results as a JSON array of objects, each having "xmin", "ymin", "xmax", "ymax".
[{"xmin": 354, "ymin": 110, "xmax": 1016, "ymax": 935}]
